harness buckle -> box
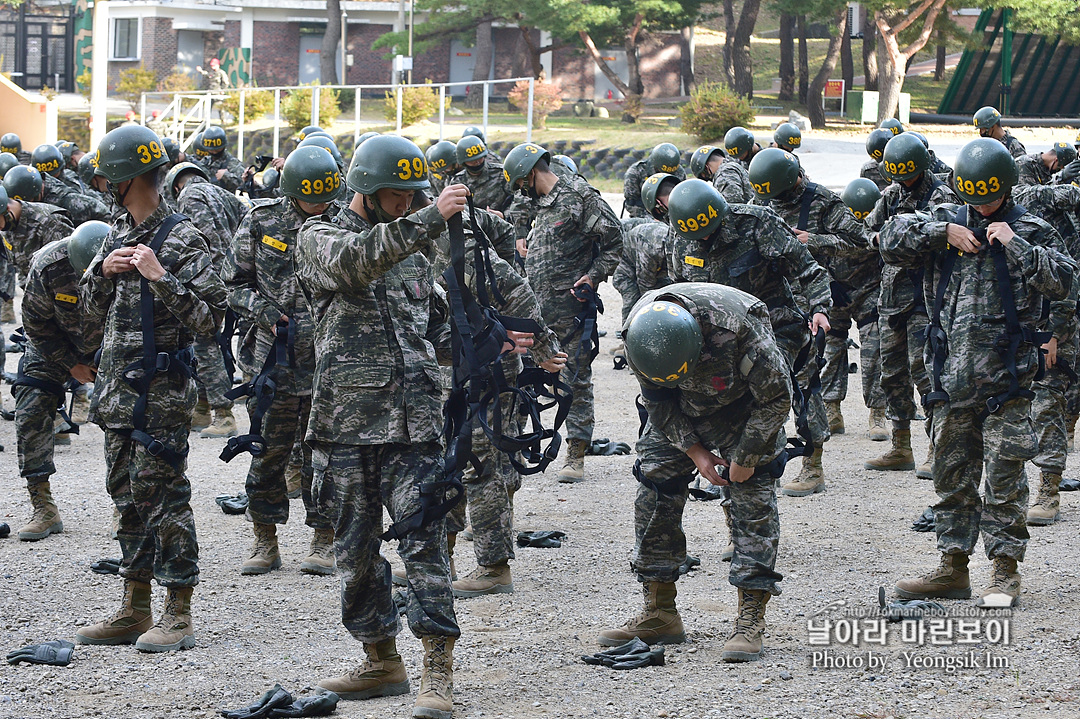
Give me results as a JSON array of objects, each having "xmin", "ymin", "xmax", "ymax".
[
  {"xmin": 145, "ymin": 439, "xmax": 166, "ymax": 457},
  {"xmin": 155, "ymin": 352, "xmax": 172, "ymax": 373},
  {"xmin": 985, "ymin": 396, "xmax": 1003, "ymax": 414}
]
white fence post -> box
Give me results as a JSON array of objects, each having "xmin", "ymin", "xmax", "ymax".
[
  {"xmin": 238, "ymin": 90, "xmax": 245, "ymax": 161},
  {"xmin": 396, "ymin": 86, "xmax": 403, "ymax": 132},
  {"xmin": 140, "ymin": 93, "xmax": 146, "ymax": 125},
  {"xmin": 526, "ymin": 78, "xmax": 534, "ymax": 142},
  {"xmin": 354, "ymin": 88, "xmax": 361, "ymax": 148},
  {"xmin": 312, "ymin": 86, "xmax": 321, "ymax": 128},
  {"xmin": 482, "ymin": 82, "xmax": 489, "ymax": 138},
  {"xmin": 273, "ymin": 89, "xmax": 281, "ymax": 158},
  {"xmin": 438, "ymin": 85, "xmax": 445, "ymax": 141}
]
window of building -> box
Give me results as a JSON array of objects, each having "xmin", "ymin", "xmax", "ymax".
[{"xmin": 112, "ymin": 18, "xmax": 140, "ymax": 60}]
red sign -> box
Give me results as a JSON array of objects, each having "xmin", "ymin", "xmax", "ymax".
[
  {"xmin": 306, "ymin": 49, "xmax": 320, "ymax": 54},
  {"xmin": 456, "ymin": 52, "xmax": 471, "ymax": 57},
  {"xmin": 824, "ymin": 79, "xmax": 844, "ymax": 98}
]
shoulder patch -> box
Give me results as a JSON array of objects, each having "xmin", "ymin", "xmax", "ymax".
[
  {"xmin": 684, "ymin": 255, "xmax": 704, "ymax": 267},
  {"xmin": 261, "ymin": 235, "xmax": 288, "ymax": 252}
]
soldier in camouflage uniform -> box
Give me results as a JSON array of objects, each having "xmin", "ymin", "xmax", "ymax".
[
  {"xmin": 598, "ymin": 284, "xmax": 790, "ymax": 663},
  {"xmin": 78, "ymin": 151, "xmax": 117, "ymax": 216},
  {"xmin": 225, "ymin": 147, "xmax": 338, "ymax": 577},
  {"xmin": 506, "ymin": 142, "xmax": 623, "ymax": 483},
  {"xmin": 748, "ymin": 149, "xmax": 880, "ymax": 495},
  {"xmin": 613, "ymin": 173, "xmax": 677, "ymax": 325},
  {"xmin": 2, "ymin": 165, "xmax": 74, "ymax": 286},
  {"xmin": 0, "ymin": 133, "xmax": 31, "ymax": 165},
  {"xmin": 715, "ymin": 128, "xmax": 756, "ymax": 204},
  {"xmin": 54, "ymin": 141, "xmax": 84, "ymax": 190},
  {"xmin": 623, "ymin": 143, "xmax": 686, "ymax": 217},
  {"xmin": 1016, "ymin": 141, "xmax": 1077, "ymax": 187},
  {"xmin": 861, "ymin": 129, "xmax": 893, "ymax": 192},
  {"xmin": 974, "ymin": 106, "xmax": 1027, "ymax": 159},
  {"xmin": 198, "ymin": 126, "xmax": 245, "ymax": 192},
  {"xmin": 33, "ymin": 143, "xmax": 111, "ymax": 224},
  {"xmin": 75, "ymin": 125, "xmax": 228, "ymax": 653},
  {"xmin": 864, "ymin": 133, "xmax": 958, "ymax": 478},
  {"xmin": 905, "ymin": 132, "xmax": 952, "ymax": 179},
  {"xmin": 13, "ymin": 221, "xmax": 107, "ymax": 541},
  {"xmin": 165, "ymin": 161, "xmax": 246, "ymax": 438},
  {"xmin": 885, "ymin": 138, "xmax": 1076, "ymax": 609},
  {"xmin": 453, "ymin": 136, "xmax": 515, "ymax": 215},
  {"xmin": 296, "ymin": 135, "xmax": 467, "ymax": 718},
  {"xmin": 426, "ymin": 141, "xmax": 459, "ymax": 197}
]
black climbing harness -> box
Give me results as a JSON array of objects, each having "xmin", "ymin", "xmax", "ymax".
[{"xmin": 217, "ymin": 308, "xmax": 239, "ymax": 383}]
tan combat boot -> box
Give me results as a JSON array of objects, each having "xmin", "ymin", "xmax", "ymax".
[
  {"xmin": 781, "ymin": 447, "xmax": 826, "ymax": 497},
  {"xmin": 916, "ymin": 442, "xmax": 935, "ymax": 480},
  {"xmin": 825, "ymin": 401, "xmax": 845, "ymax": 434},
  {"xmin": 597, "ymin": 581, "xmax": 687, "ymax": 646},
  {"xmin": 241, "ymin": 522, "xmax": 281, "ymax": 575},
  {"xmin": 75, "ymin": 579, "xmax": 153, "ymax": 645},
  {"xmin": 1068, "ymin": 414, "xmax": 1078, "ymax": 452},
  {"xmin": 18, "ymin": 481, "xmax": 63, "ymax": 541},
  {"xmin": 190, "ymin": 398, "xmax": 212, "ymax": 431},
  {"xmin": 200, "ymin": 407, "xmax": 238, "ymax": 438},
  {"xmin": 557, "ymin": 439, "xmax": 588, "ymax": 483},
  {"xmin": 452, "ymin": 562, "xmax": 513, "ymax": 598},
  {"xmin": 721, "ymin": 588, "xmax": 770, "ymax": 662},
  {"xmin": 895, "ymin": 552, "xmax": 971, "ymax": 599},
  {"xmin": 318, "ymin": 638, "xmax": 410, "ymax": 700},
  {"xmin": 1028, "ymin": 472, "xmax": 1062, "ymax": 526},
  {"xmin": 721, "ymin": 502, "xmax": 734, "ymax": 562},
  {"xmin": 300, "ymin": 527, "xmax": 336, "ymax": 575},
  {"xmin": 864, "ymin": 427, "xmax": 915, "ymax": 471},
  {"xmin": 414, "ymin": 636, "xmax": 454, "ymax": 719},
  {"xmin": 867, "ymin": 408, "xmax": 890, "ymax": 442},
  {"xmin": 977, "ymin": 556, "xmax": 1021, "ymax": 608},
  {"xmin": 135, "ymin": 586, "xmax": 195, "ymax": 652}
]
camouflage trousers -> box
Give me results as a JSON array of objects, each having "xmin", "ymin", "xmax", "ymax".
[
  {"xmin": 930, "ymin": 399, "xmax": 1034, "ymax": 561},
  {"xmin": 612, "ymin": 267, "xmax": 639, "ymax": 325},
  {"xmin": 879, "ymin": 310, "xmax": 930, "ymax": 423},
  {"xmin": 12, "ymin": 354, "xmax": 67, "ymax": 485},
  {"xmin": 632, "ymin": 415, "xmax": 783, "ymax": 594},
  {"xmin": 105, "ymin": 425, "xmax": 200, "ymax": 587},
  {"xmin": 778, "ymin": 322, "xmax": 830, "ymax": 446},
  {"xmin": 193, "ymin": 335, "xmax": 233, "ymax": 410},
  {"xmin": 310, "ymin": 440, "xmax": 459, "ymax": 643},
  {"xmin": 244, "ymin": 391, "xmax": 329, "ymax": 530},
  {"xmin": 550, "ymin": 305, "xmax": 596, "ymax": 444},
  {"xmin": 821, "ymin": 284, "xmax": 885, "ymax": 409},
  {"xmin": 1030, "ymin": 334, "xmax": 1079, "ymax": 474}
]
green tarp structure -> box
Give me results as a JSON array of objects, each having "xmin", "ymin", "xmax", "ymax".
[{"xmin": 218, "ymin": 47, "xmax": 251, "ymax": 88}]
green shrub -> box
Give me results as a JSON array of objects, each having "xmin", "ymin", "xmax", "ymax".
[
  {"xmin": 679, "ymin": 81, "xmax": 755, "ymax": 143},
  {"xmin": 219, "ymin": 89, "xmax": 276, "ymax": 126},
  {"xmin": 115, "ymin": 66, "xmax": 159, "ymax": 111},
  {"xmin": 281, "ymin": 84, "xmax": 341, "ymax": 131},
  {"xmin": 158, "ymin": 68, "xmax": 196, "ymax": 93},
  {"xmin": 76, "ymin": 69, "xmax": 92, "ymax": 101},
  {"xmin": 383, "ymin": 83, "xmax": 449, "ymax": 126}
]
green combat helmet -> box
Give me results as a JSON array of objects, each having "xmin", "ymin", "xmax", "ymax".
[
  {"xmin": 456, "ymin": 135, "xmax": 488, "ymax": 165},
  {"xmin": 201, "ymin": 126, "xmax": 227, "ymax": 154},
  {"xmin": 280, "ymin": 146, "xmax": 344, "ymax": 203},
  {"xmin": 31, "ymin": 144, "xmax": 64, "ymax": 177},
  {"xmin": 356, "ymin": 131, "xmax": 379, "ymax": 146},
  {"xmin": 0, "ymin": 133, "xmax": 20, "ymax": 155},
  {"xmin": 952, "ymin": 137, "xmax": 1018, "ymax": 205},
  {"xmin": 865, "ymin": 128, "xmax": 893, "ymax": 162},
  {"xmin": 689, "ymin": 145, "xmax": 722, "ymax": 180},
  {"xmin": 879, "ymin": 118, "xmax": 904, "ymax": 136},
  {"xmin": 463, "ymin": 125, "xmax": 486, "ymax": 143},
  {"xmin": 346, "ymin": 134, "xmax": 429, "ymax": 195},
  {"xmin": 303, "ymin": 131, "xmax": 335, "ymax": 142},
  {"xmin": 641, "ymin": 172, "xmax": 680, "ymax": 221},
  {"xmin": 191, "ymin": 133, "xmax": 207, "ymax": 158},
  {"xmin": 2, "ymin": 165, "xmax": 44, "ymax": 201},
  {"xmin": 164, "ymin": 161, "xmax": 210, "ymax": 201},
  {"xmin": 0, "ymin": 152, "xmax": 18, "ymax": 179},
  {"xmin": 261, "ymin": 166, "xmax": 280, "ymax": 189},
  {"xmin": 880, "ymin": 133, "xmax": 929, "ymax": 183},
  {"xmin": 748, "ymin": 147, "xmax": 801, "ymax": 200},
  {"xmin": 95, "ymin": 125, "xmax": 170, "ymax": 183},
  {"xmin": 67, "ymin": 220, "xmax": 111, "ymax": 274},
  {"xmin": 1052, "ymin": 141, "xmax": 1078, "ymax": 167},
  {"xmin": 55, "ymin": 140, "xmax": 79, "ymax": 168},
  {"xmin": 297, "ymin": 135, "xmax": 345, "ymax": 171},
  {"xmin": 297, "ymin": 125, "xmax": 323, "ymax": 141},
  {"xmin": 624, "ymin": 298, "xmax": 704, "ymax": 386},
  {"xmin": 648, "ymin": 142, "xmax": 682, "ymax": 174},
  {"xmin": 77, "ymin": 151, "xmax": 98, "ymax": 187},
  {"xmin": 773, "ymin": 122, "xmax": 802, "ymax": 151},
  {"xmin": 503, "ymin": 142, "xmax": 551, "ymax": 190},
  {"xmin": 724, "ymin": 127, "xmax": 755, "ymax": 160},
  {"xmin": 973, "ymin": 106, "xmax": 1002, "ymax": 130},
  {"xmin": 426, "ymin": 141, "xmax": 458, "ymax": 176},
  {"xmin": 907, "ymin": 131, "xmax": 929, "ymax": 148},
  {"xmin": 841, "ymin": 178, "xmax": 882, "ymax": 222},
  {"xmin": 553, "ymin": 154, "xmax": 578, "ymax": 174},
  {"xmin": 666, "ymin": 178, "xmax": 729, "ymax": 240},
  {"xmin": 162, "ymin": 137, "xmax": 181, "ymax": 165}
]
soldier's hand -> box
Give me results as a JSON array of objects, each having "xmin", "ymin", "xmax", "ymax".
[
  {"xmin": 1059, "ymin": 158, "xmax": 1080, "ymax": 184},
  {"xmin": 436, "ymin": 184, "xmax": 469, "ymax": 219},
  {"xmin": 70, "ymin": 363, "xmax": 96, "ymax": 384},
  {"xmin": 101, "ymin": 247, "xmax": 137, "ymax": 278},
  {"xmin": 272, "ymin": 314, "xmax": 289, "ymax": 335},
  {"xmin": 946, "ymin": 222, "xmax": 980, "ymax": 253},
  {"xmin": 486, "ymin": 207, "xmax": 504, "ymax": 219},
  {"xmin": 987, "ymin": 222, "xmax": 1016, "ymax": 246},
  {"xmin": 505, "ymin": 330, "xmax": 533, "ymax": 355},
  {"xmin": 242, "ymin": 167, "xmax": 255, "ymax": 180},
  {"xmin": 810, "ymin": 312, "xmax": 830, "ymax": 334},
  {"xmin": 571, "ymin": 275, "xmax": 594, "ymax": 301},
  {"xmin": 215, "ymin": 169, "xmax": 228, "ymax": 181},
  {"xmin": 516, "ymin": 237, "xmax": 528, "ymax": 258},
  {"xmin": 1043, "ymin": 337, "xmax": 1058, "ymax": 369},
  {"xmin": 540, "ymin": 351, "xmax": 568, "ymax": 373},
  {"xmin": 271, "ymin": 157, "xmax": 285, "ymax": 170},
  {"xmin": 687, "ymin": 443, "xmax": 729, "ymax": 486},
  {"xmin": 728, "ymin": 460, "xmax": 754, "ymax": 484},
  {"xmin": 793, "ymin": 229, "xmax": 810, "ymax": 244},
  {"xmin": 130, "ymin": 243, "xmax": 166, "ymax": 282}
]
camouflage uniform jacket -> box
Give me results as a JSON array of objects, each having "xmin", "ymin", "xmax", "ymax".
[
  {"xmin": 668, "ymin": 203, "xmax": 833, "ymax": 330},
  {"xmin": 524, "ymin": 171, "xmax": 623, "ymax": 318},
  {"xmin": 506, "ymin": 161, "xmax": 574, "ymax": 241},
  {"xmin": 1015, "ymin": 153, "xmax": 1059, "ymax": 187},
  {"xmin": 880, "ymin": 197, "xmax": 1075, "ymax": 409},
  {"xmin": 760, "ymin": 179, "xmax": 880, "ymax": 293},
  {"xmin": 860, "ymin": 160, "xmax": 890, "ymax": 191},
  {"xmin": 59, "ymin": 168, "xmax": 82, "ymax": 191},
  {"xmin": 199, "ymin": 151, "xmax": 246, "ymax": 193},
  {"xmin": 203, "ymin": 67, "xmax": 230, "ymax": 92},
  {"xmin": 430, "ymin": 207, "xmax": 517, "ymax": 276},
  {"xmin": 4, "ymin": 201, "xmax": 73, "ymax": 284},
  {"xmin": 453, "ymin": 157, "xmax": 515, "ymax": 214},
  {"xmin": 713, "ymin": 155, "xmax": 754, "ymax": 204},
  {"xmin": 928, "ymin": 150, "xmax": 952, "ymax": 178},
  {"xmin": 226, "ymin": 196, "xmax": 317, "ymax": 395},
  {"xmin": 23, "ymin": 239, "xmax": 104, "ymax": 381},
  {"xmin": 42, "ymin": 173, "xmax": 110, "ymax": 225},
  {"xmin": 176, "ymin": 175, "xmax": 247, "ymax": 269},
  {"xmin": 867, "ymin": 172, "xmax": 958, "ymax": 317},
  {"xmin": 613, "ymin": 218, "xmax": 674, "ymax": 312},
  {"xmin": 624, "ymin": 160, "xmax": 686, "ymax": 217},
  {"xmin": 1001, "ymin": 132, "xmax": 1027, "ymax": 159},
  {"xmin": 295, "ymin": 204, "xmax": 452, "ymax": 446},
  {"xmin": 626, "ymin": 282, "xmax": 792, "ymax": 467},
  {"xmin": 1012, "ymin": 183, "xmax": 1080, "ymax": 259},
  {"xmin": 80, "ymin": 203, "xmax": 228, "ymax": 429}
]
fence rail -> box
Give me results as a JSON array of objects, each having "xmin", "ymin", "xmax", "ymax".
[{"xmin": 141, "ymin": 77, "xmax": 536, "ymax": 161}]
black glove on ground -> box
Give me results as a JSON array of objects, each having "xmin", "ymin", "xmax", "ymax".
[
  {"xmin": 878, "ymin": 586, "xmax": 945, "ymax": 622},
  {"xmin": 91, "ymin": 558, "xmax": 122, "ymax": 575},
  {"xmin": 582, "ymin": 637, "xmax": 665, "ymax": 670},
  {"xmin": 516, "ymin": 530, "xmax": 566, "ymax": 548},
  {"xmin": 587, "ymin": 438, "xmax": 631, "ymax": 456},
  {"xmin": 220, "ymin": 684, "xmax": 294, "ymax": 719},
  {"xmin": 215, "ymin": 493, "xmax": 249, "ymax": 515},
  {"xmin": 269, "ymin": 692, "xmax": 339, "ymax": 717},
  {"xmin": 7, "ymin": 640, "xmax": 74, "ymax": 666},
  {"xmin": 1060, "ymin": 477, "xmax": 1080, "ymax": 491},
  {"xmin": 911, "ymin": 506, "xmax": 935, "ymax": 532}
]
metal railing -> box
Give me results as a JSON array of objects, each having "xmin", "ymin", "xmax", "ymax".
[{"xmin": 140, "ymin": 77, "xmax": 535, "ymax": 161}]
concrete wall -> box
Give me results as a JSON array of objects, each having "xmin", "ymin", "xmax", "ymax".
[{"xmin": 0, "ymin": 74, "xmax": 58, "ymax": 147}]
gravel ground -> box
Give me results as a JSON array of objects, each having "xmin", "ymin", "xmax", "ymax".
[{"xmin": 3, "ymin": 186, "xmax": 1080, "ymax": 719}]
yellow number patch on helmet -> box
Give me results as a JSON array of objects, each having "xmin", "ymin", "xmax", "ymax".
[
  {"xmin": 503, "ymin": 169, "xmax": 511, "ymax": 183},
  {"xmin": 788, "ymin": 136, "xmax": 800, "ymax": 147},
  {"xmin": 396, "ymin": 157, "xmax": 427, "ymax": 181},
  {"xmin": 525, "ymin": 144, "xmax": 539, "ymax": 154},
  {"xmin": 89, "ymin": 153, "xmax": 99, "ymax": 168},
  {"xmin": 752, "ymin": 181, "xmax": 771, "ymax": 195},
  {"xmin": 136, "ymin": 141, "xmax": 164, "ymax": 164},
  {"xmin": 35, "ymin": 159, "xmax": 59, "ymax": 173},
  {"xmin": 956, "ymin": 174, "xmax": 1000, "ymax": 197},
  {"xmin": 660, "ymin": 164, "xmax": 677, "ymax": 172},
  {"xmin": 204, "ymin": 137, "xmax": 223, "ymax": 147},
  {"xmin": 465, "ymin": 144, "xmax": 482, "ymax": 157},
  {"xmin": 0, "ymin": 146, "xmax": 14, "ymax": 154},
  {"xmin": 849, "ymin": 208, "xmax": 869, "ymax": 221},
  {"xmin": 431, "ymin": 158, "xmax": 446, "ymax": 171},
  {"xmin": 872, "ymin": 150, "xmax": 883, "ymax": 160},
  {"xmin": 725, "ymin": 146, "xmax": 739, "ymax": 156}
]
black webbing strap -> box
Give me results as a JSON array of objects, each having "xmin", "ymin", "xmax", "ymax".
[
  {"xmin": 563, "ymin": 284, "xmax": 604, "ymax": 382},
  {"xmin": 633, "ymin": 452, "xmax": 790, "ymax": 500},
  {"xmin": 219, "ymin": 317, "xmax": 293, "ymax": 462},
  {"xmin": 216, "ymin": 308, "xmax": 239, "ymax": 382},
  {"xmin": 10, "ymin": 356, "xmax": 79, "ymax": 435},
  {"xmin": 797, "ymin": 182, "xmax": 818, "ymax": 231},
  {"xmin": 789, "ymin": 326, "xmax": 826, "ymax": 455},
  {"xmin": 118, "ymin": 213, "xmax": 192, "ymax": 470}
]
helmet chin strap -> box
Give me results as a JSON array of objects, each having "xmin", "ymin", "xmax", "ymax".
[{"xmin": 364, "ymin": 194, "xmax": 399, "ymax": 224}]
